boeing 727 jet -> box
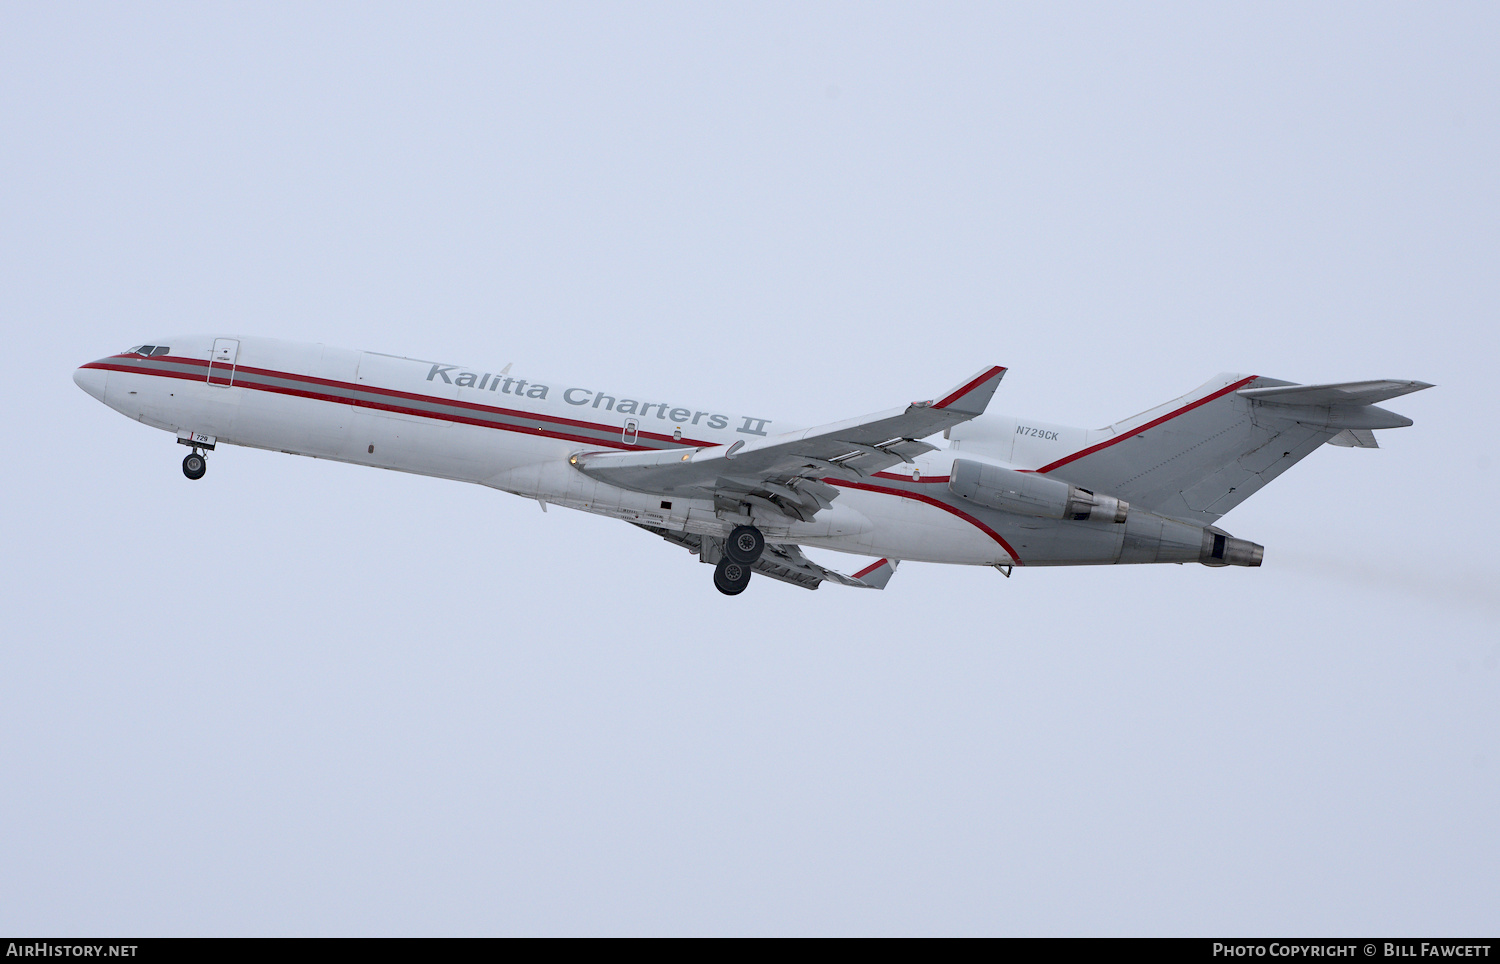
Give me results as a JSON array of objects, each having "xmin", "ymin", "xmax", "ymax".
[{"xmin": 73, "ymin": 337, "xmax": 1429, "ymax": 594}]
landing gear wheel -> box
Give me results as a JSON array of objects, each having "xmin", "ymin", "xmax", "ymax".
[
  {"xmin": 182, "ymin": 452, "xmax": 207, "ymax": 481},
  {"xmin": 713, "ymin": 558, "xmax": 752, "ymax": 596},
  {"xmin": 725, "ymin": 525, "xmax": 765, "ymax": 565}
]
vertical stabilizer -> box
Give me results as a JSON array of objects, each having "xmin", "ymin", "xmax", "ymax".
[{"xmin": 1012, "ymin": 375, "xmax": 1430, "ymax": 525}]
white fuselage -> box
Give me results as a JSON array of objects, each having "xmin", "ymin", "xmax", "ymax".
[
  {"xmin": 77, "ymin": 335, "xmax": 1071, "ymax": 568},
  {"xmin": 79, "ymin": 334, "xmax": 1269, "ymax": 575}
]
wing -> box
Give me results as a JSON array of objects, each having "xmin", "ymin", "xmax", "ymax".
[
  {"xmin": 634, "ymin": 523, "xmax": 898, "ymax": 591},
  {"xmin": 573, "ymin": 366, "xmax": 1005, "ymax": 522}
]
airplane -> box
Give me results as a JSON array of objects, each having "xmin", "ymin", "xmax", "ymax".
[{"xmin": 73, "ymin": 336, "xmax": 1430, "ymax": 595}]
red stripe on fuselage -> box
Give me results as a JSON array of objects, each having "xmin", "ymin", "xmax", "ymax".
[
  {"xmin": 80, "ymin": 357, "xmax": 719, "ymax": 450},
  {"xmin": 826, "ymin": 478, "xmax": 1023, "ymax": 564},
  {"xmin": 246, "ymin": 360, "xmax": 721, "ymax": 447},
  {"xmin": 871, "ymin": 472, "xmax": 950, "ymax": 483},
  {"xmin": 1033, "ymin": 375, "xmax": 1258, "ymax": 474}
]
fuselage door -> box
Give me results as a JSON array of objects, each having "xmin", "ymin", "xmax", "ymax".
[
  {"xmin": 207, "ymin": 338, "xmax": 240, "ymax": 387},
  {"xmin": 622, "ymin": 418, "xmax": 639, "ymax": 445}
]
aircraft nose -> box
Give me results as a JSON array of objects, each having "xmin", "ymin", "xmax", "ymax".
[{"xmin": 73, "ymin": 364, "xmax": 108, "ymax": 402}]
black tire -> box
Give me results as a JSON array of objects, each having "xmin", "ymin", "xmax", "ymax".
[
  {"xmin": 713, "ymin": 558, "xmax": 751, "ymax": 596},
  {"xmin": 724, "ymin": 525, "xmax": 765, "ymax": 565},
  {"xmin": 182, "ymin": 452, "xmax": 207, "ymax": 480}
]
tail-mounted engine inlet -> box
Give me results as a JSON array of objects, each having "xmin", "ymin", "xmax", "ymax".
[{"xmin": 949, "ymin": 459, "xmax": 1128, "ymax": 523}]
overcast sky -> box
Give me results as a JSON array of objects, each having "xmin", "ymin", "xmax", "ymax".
[{"xmin": 2, "ymin": 2, "xmax": 1496, "ymax": 936}]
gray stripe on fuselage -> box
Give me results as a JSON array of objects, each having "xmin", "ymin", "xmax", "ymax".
[
  {"xmin": 119, "ymin": 355, "xmax": 676, "ymax": 451},
  {"xmin": 105, "ymin": 355, "xmax": 204, "ymax": 379}
]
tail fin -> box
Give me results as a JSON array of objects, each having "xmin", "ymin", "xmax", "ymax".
[{"xmin": 1033, "ymin": 374, "xmax": 1431, "ymax": 525}]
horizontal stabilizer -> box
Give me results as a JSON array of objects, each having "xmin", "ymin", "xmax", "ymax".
[
  {"xmin": 1238, "ymin": 379, "xmax": 1431, "ymax": 430},
  {"xmin": 1238, "ymin": 379, "xmax": 1434, "ymax": 407}
]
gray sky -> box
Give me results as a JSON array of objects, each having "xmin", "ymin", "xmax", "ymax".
[{"xmin": 2, "ymin": 1, "xmax": 1496, "ymax": 936}]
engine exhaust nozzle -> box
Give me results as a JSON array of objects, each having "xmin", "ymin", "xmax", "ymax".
[{"xmin": 1200, "ymin": 530, "xmax": 1264, "ymax": 567}]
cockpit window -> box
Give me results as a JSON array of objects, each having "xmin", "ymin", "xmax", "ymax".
[
  {"xmin": 123, "ymin": 345, "xmax": 169, "ymax": 356},
  {"xmin": 150, "ymin": 346, "xmax": 170, "ymax": 356},
  {"xmin": 138, "ymin": 345, "xmax": 156, "ymax": 355}
]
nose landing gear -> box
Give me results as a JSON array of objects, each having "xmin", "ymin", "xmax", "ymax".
[
  {"xmin": 176, "ymin": 431, "xmax": 216, "ymax": 481},
  {"xmin": 182, "ymin": 451, "xmax": 207, "ymax": 480}
]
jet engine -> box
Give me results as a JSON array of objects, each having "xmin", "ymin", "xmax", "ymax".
[
  {"xmin": 1200, "ymin": 529, "xmax": 1264, "ymax": 567},
  {"xmin": 948, "ymin": 458, "xmax": 1128, "ymax": 523}
]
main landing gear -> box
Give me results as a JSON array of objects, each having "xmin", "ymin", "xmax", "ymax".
[
  {"xmin": 725, "ymin": 525, "xmax": 765, "ymax": 565},
  {"xmin": 182, "ymin": 451, "xmax": 207, "ymax": 480},
  {"xmin": 713, "ymin": 525, "xmax": 764, "ymax": 596},
  {"xmin": 714, "ymin": 558, "xmax": 752, "ymax": 595}
]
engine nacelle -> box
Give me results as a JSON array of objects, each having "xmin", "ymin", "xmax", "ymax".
[
  {"xmin": 1200, "ymin": 529, "xmax": 1265, "ymax": 567},
  {"xmin": 948, "ymin": 458, "xmax": 1129, "ymax": 523}
]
